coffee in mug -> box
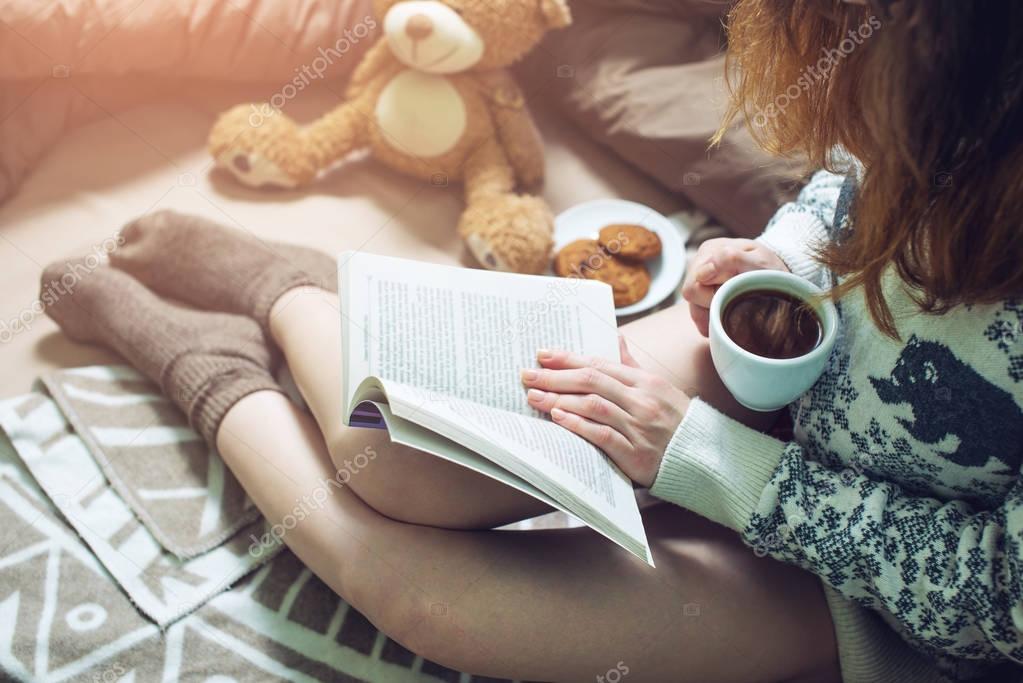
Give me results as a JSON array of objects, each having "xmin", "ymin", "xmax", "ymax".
[
  {"xmin": 721, "ymin": 289, "xmax": 823, "ymax": 359},
  {"xmin": 708, "ymin": 270, "xmax": 839, "ymax": 411}
]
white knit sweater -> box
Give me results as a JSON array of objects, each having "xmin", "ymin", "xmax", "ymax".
[{"xmin": 650, "ymin": 170, "xmax": 1023, "ymax": 680}]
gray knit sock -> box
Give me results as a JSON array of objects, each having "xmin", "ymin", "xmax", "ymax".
[
  {"xmin": 109, "ymin": 210, "xmax": 335, "ymax": 330},
  {"xmin": 41, "ymin": 258, "xmax": 283, "ymax": 444}
]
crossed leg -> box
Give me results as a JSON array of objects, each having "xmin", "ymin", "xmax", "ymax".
[
  {"xmin": 267, "ymin": 284, "xmax": 780, "ymax": 529},
  {"xmin": 45, "ymin": 213, "xmax": 837, "ymax": 680},
  {"xmin": 213, "ymin": 286, "xmax": 839, "ymax": 682}
]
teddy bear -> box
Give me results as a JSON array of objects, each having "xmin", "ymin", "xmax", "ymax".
[{"xmin": 208, "ymin": 0, "xmax": 571, "ymax": 274}]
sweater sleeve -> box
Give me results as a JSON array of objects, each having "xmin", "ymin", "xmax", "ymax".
[
  {"xmin": 650, "ymin": 398, "xmax": 1023, "ymax": 664},
  {"xmin": 755, "ymin": 169, "xmax": 845, "ymax": 289}
]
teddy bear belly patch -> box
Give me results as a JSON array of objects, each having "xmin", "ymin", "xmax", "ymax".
[{"xmin": 374, "ymin": 70, "xmax": 468, "ymax": 158}]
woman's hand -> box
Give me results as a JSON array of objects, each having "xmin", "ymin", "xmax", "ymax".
[
  {"xmin": 682, "ymin": 238, "xmax": 789, "ymax": 336},
  {"xmin": 521, "ymin": 336, "xmax": 689, "ymax": 487}
]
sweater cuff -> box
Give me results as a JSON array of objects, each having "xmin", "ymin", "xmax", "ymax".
[
  {"xmin": 755, "ymin": 212, "xmax": 828, "ymax": 286},
  {"xmin": 649, "ymin": 398, "xmax": 788, "ymax": 532}
]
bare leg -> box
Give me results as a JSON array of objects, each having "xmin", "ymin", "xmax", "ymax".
[
  {"xmin": 269, "ymin": 285, "xmax": 551, "ymax": 528},
  {"xmin": 216, "ymin": 391, "xmax": 839, "ymax": 683},
  {"xmin": 268, "ymin": 285, "xmax": 777, "ymax": 528},
  {"xmin": 108, "ymin": 212, "xmax": 777, "ymax": 526}
]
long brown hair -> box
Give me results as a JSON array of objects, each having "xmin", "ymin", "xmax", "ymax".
[{"xmin": 716, "ymin": 0, "xmax": 1023, "ymax": 336}]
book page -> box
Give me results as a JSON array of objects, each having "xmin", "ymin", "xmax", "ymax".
[
  {"xmin": 339, "ymin": 252, "xmax": 652, "ymax": 563},
  {"xmin": 368, "ymin": 401, "xmax": 566, "ymax": 507},
  {"xmin": 386, "ymin": 385, "xmax": 649, "ymax": 560},
  {"xmin": 341, "ymin": 252, "xmax": 620, "ymax": 415}
]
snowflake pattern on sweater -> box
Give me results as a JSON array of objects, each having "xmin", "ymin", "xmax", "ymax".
[{"xmin": 746, "ymin": 171, "xmax": 1023, "ymax": 679}]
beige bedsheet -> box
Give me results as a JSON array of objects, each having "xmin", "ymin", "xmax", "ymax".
[{"xmin": 0, "ymin": 82, "xmax": 678, "ymax": 398}]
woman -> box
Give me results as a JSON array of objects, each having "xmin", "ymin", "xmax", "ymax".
[{"xmin": 42, "ymin": 0, "xmax": 1023, "ymax": 680}]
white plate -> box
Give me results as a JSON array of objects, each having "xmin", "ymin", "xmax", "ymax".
[{"xmin": 552, "ymin": 199, "xmax": 686, "ymax": 317}]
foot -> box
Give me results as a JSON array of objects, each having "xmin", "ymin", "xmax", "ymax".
[
  {"xmin": 41, "ymin": 259, "xmax": 282, "ymax": 444},
  {"xmin": 458, "ymin": 194, "xmax": 553, "ymax": 274},
  {"xmin": 109, "ymin": 210, "xmax": 333, "ymax": 329}
]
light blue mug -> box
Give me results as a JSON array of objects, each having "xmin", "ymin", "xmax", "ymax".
[{"xmin": 709, "ymin": 270, "xmax": 838, "ymax": 412}]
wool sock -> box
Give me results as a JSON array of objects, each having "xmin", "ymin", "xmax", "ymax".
[
  {"xmin": 41, "ymin": 259, "xmax": 283, "ymax": 444},
  {"xmin": 109, "ymin": 210, "xmax": 336, "ymax": 329},
  {"xmin": 273, "ymin": 242, "xmax": 338, "ymax": 294}
]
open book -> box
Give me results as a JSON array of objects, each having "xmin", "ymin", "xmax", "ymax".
[{"xmin": 339, "ymin": 252, "xmax": 652, "ymax": 565}]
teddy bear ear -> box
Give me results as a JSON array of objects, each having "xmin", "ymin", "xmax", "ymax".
[{"xmin": 538, "ymin": 0, "xmax": 572, "ymax": 29}]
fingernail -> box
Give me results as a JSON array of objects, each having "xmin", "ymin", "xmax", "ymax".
[
  {"xmin": 537, "ymin": 349, "xmax": 553, "ymax": 361},
  {"xmin": 695, "ymin": 261, "xmax": 716, "ymax": 281},
  {"xmin": 527, "ymin": 388, "xmax": 545, "ymax": 402},
  {"xmin": 520, "ymin": 369, "xmax": 538, "ymax": 382},
  {"xmin": 551, "ymin": 408, "xmax": 566, "ymax": 421}
]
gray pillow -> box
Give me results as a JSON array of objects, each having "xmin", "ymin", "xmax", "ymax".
[{"xmin": 518, "ymin": 0, "xmax": 804, "ymax": 237}]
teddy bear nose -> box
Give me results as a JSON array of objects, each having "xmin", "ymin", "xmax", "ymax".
[{"xmin": 405, "ymin": 13, "xmax": 434, "ymax": 41}]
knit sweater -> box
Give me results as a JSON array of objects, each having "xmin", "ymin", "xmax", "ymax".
[{"xmin": 650, "ymin": 169, "xmax": 1023, "ymax": 680}]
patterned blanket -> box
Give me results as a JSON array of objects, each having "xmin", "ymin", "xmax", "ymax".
[
  {"xmin": 0, "ymin": 367, "xmax": 517, "ymax": 683},
  {"xmin": 43, "ymin": 366, "xmax": 262, "ymax": 559}
]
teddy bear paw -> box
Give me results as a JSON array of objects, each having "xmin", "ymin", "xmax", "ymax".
[
  {"xmin": 459, "ymin": 194, "xmax": 554, "ymax": 274},
  {"xmin": 220, "ymin": 147, "xmax": 298, "ymax": 189},
  {"xmin": 208, "ymin": 104, "xmax": 317, "ymax": 189}
]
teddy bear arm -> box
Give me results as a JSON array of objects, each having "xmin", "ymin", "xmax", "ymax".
[
  {"xmin": 303, "ymin": 101, "xmax": 372, "ymax": 169},
  {"xmin": 477, "ymin": 72, "xmax": 545, "ymax": 189},
  {"xmin": 493, "ymin": 102, "xmax": 546, "ymax": 189},
  {"xmin": 344, "ymin": 39, "xmax": 403, "ymax": 100},
  {"xmin": 462, "ymin": 138, "xmax": 518, "ymax": 204}
]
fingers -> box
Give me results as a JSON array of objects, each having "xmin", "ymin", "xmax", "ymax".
[
  {"xmin": 527, "ymin": 388, "xmax": 633, "ymax": 435},
  {"xmin": 681, "ymin": 278, "xmax": 719, "ymax": 311},
  {"xmin": 535, "ymin": 349, "xmax": 642, "ymax": 386},
  {"xmin": 520, "ymin": 365, "xmax": 633, "ymax": 406},
  {"xmin": 549, "ymin": 407, "xmax": 633, "ymax": 460},
  {"xmin": 683, "ymin": 238, "xmax": 785, "ymax": 311},
  {"xmin": 694, "ymin": 238, "xmax": 761, "ymax": 284},
  {"xmin": 689, "ymin": 304, "xmax": 710, "ymax": 337},
  {"xmin": 682, "ymin": 242, "xmax": 725, "ymax": 309}
]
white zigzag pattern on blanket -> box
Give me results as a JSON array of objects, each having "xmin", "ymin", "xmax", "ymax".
[{"xmin": 1, "ymin": 393, "xmax": 281, "ymax": 627}]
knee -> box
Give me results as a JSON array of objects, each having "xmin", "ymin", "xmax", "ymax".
[
  {"xmin": 352, "ymin": 583, "xmax": 487, "ymax": 675},
  {"xmin": 338, "ymin": 560, "xmax": 481, "ymax": 673}
]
